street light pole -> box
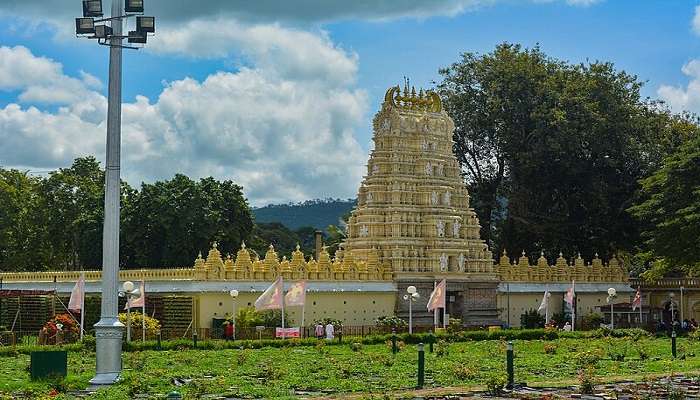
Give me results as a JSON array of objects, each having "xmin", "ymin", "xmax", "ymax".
[
  {"xmin": 405, "ymin": 286, "xmax": 419, "ymax": 334},
  {"xmin": 91, "ymin": 0, "xmax": 124, "ymax": 385},
  {"xmin": 409, "ymin": 296, "xmax": 413, "ymax": 334},
  {"xmin": 76, "ymin": 0, "xmax": 155, "ymax": 385},
  {"xmin": 607, "ymin": 287, "xmax": 617, "ymax": 330}
]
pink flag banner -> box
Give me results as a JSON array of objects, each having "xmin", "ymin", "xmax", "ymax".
[
  {"xmin": 631, "ymin": 288, "xmax": 642, "ymax": 311},
  {"xmin": 427, "ymin": 279, "xmax": 446, "ymax": 312},
  {"xmin": 285, "ymin": 281, "xmax": 307, "ymax": 307},
  {"xmin": 255, "ymin": 276, "xmax": 284, "ymax": 311},
  {"xmin": 564, "ymin": 281, "xmax": 575, "ymax": 307},
  {"xmin": 275, "ymin": 327, "xmax": 300, "ymax": 338},
  {"xmin": 68, "ymin": 274, "xmax": 85, "ymax": 312}
]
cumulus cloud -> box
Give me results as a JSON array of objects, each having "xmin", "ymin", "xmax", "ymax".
[
  {"xmin": 150, "ymin": 21, "xmax": 358, "ymax": 85},
  {"xmin": 693, "ymin": 5, "xmax": 700, "ymax": 36},
  {"xmin": 0, "ymin": 31, "xmax": 367, "ymax": 205},
  {"xmin": 0, "ymin": 45, "xmax": 103, "ymax": 105},
  {"xmin": 657, "ymin": 60, "xmax": 700, "ymax": 115}
]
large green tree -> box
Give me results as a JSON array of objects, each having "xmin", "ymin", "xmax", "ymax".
[
  {"xmin": 0, "ymin": 170, "xmax": 46, "ymax": 271},
  {"xmin": 628, "ymin": 134, "xmax": 700, "ymax": 278},
  {"xmin": 438, "ymin": 43, "xmax": 695, "ymax": 261},
  {"xmin": 121, "ymin": 175, "xmax": 254, "ymax": 267},
  {"xmin": 38, "ymin": 157, "xmax": 112, "ymax": 269}
]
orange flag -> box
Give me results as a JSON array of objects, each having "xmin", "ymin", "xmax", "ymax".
[
  {"xmin": 255, "ymin": 276, "xmax": 284, "ymax": 311},
  {"xmin": 427, "ymin": 279, "xmax": 446, "ymax": 311},
  {"xmin": 285, "ymin": 281, "xmax": 307, "ymax": 307}
]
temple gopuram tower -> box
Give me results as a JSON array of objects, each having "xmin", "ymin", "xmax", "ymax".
[{"xmin": 341, "ymin": 84, "xmax": 500, "ymax": 326}]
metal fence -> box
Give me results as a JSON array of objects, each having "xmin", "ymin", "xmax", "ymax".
[{"xmin": 0, "ymin": 324, "xmax": 439, "ymax": 346}]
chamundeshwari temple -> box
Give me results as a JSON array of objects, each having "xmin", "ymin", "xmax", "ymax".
[{"xmin": 3, "ymin": 85, "xmax": 662, "ymax": 334}]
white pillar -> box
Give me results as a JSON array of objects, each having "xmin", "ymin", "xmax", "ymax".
[{"xmin": 91, "ymin": 0, "xmax": 125, "ymax": 385}]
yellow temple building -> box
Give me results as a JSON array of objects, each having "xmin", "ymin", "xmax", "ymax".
[{"xmin": 1, "ymin": 84, "xmax": 661, "ymax": 333}]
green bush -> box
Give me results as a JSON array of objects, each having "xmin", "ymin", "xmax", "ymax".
[
  {"xmin": 581, "ymin": 312, "xmax": 604, "ymax": 330},
  {"xmin": 374, "ymin": 315, "xmax": 407, "ymax": 329},
  {"xmin": 81, "ymin": 335, "xmax": 96, "ymax": 351},
  {"xmin": 485, "ymin": 373, "xmax": 506, "ymax": 395},
  {"xmin": 520, "ymin": 309, "xmax": 545, "ymax": 329}
]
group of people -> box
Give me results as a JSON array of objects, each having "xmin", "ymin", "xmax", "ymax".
[
  {"xmin": 656, "ymin": 318, "xmax": 699, "ymax": 333},
  {"xmin": 314, "ymin": 322, "xmax": 336, "ymax": 340}
]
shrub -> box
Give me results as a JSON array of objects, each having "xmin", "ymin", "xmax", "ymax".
[
  {"xmin": 447, "ymin": 318, "xmax": 462, "ymax": 333},
  {"xmin": 435, "ymin": 339, "xmax": 449, "ymax": 356},
  {"xmin": 520, "ymin": 309, "xmax": 545, "ymax": 329},
  {"xmin": 606, "ymin": 340, "xmax": 628, "ymax": 361},
  {"xmin": 578, "ymin": 367, "xmax": 596, "ymax": 394},
  {"xmin": 635, "ymin": 343, "xmax": 649, "ymax": 360},
  {"xmin": 81, "ymin": 335, "xmax": 96, "ymax": 351},
  {"xmin": 315, "ymin": 340, "xmax": 327, "ymax": 354},
  {"xmin": 581, "ymin": 312, "xmax": 605, "ymax": 330},
  {"xmin": 374, "ymin": 316, "xmax": 407, "ymax": 329},
  {"xmin": 543, "ymin": 343, "xmax": 557, "ymax": 354},
  {"xmin": 452, "ymin": 364, "xmax": 476, "ymax": 380},
  {"xmin": 574, "ymin": 350, "xmax": 602, "ymax": 370},
  {"xmin": 350, "ymin": 342, "xmax": 363, "ymax": 352},
  {"xmin": 118, "ymin": 313, "xmax": 161, "ymax": 337},
  {"xmin": 485, "ymin": 373, "xmax": 506, "ymax": 396}
]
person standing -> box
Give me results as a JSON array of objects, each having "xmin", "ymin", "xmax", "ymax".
[
  {"xmin": 325, "ymin": 322, "xmax": 335, "ymax": 341},
  {"xmin": 315, "ymin": 322, "xmax": 324, "ymax": 339}
]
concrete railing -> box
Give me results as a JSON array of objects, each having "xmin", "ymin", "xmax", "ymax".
[
  {"xmin": 630, "ymin": 277, "xmax": 700, "ymax": 289},
  {"xmin": 0, "ymin": 268, "xmax": 194, "ymax": 283}
]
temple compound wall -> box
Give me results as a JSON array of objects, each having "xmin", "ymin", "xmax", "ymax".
[{"xmin": 0, "ymin": 85, "xmax": 634, "ymax": 330}]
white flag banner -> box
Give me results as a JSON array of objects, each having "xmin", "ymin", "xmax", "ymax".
[{"xmin": 537, "ymin": 291, "xmax": 549, "ymax": 313}]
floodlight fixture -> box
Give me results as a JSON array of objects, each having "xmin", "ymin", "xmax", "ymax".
[
  {"xmin": 412, "ymin": 292, "xmax": 420, "ymax": 300},
  {"xmin": 229, "ymin": 289, "xmax": 239, "ymax": 298},
  {"xmin": 76, "ymin": 18, "xmax": 96, "ymax": 35},
  {"xmin": 607, "ymin": 287, "xmax": 617, "ymax": 297},
  {"xmin": 125, "ymin": 0, "xmax": 144, "ymax": 13},
  {"xmin": 128, "ymin": 30, "xmax": 147, "ymax": 44},
  {"xmin": 136, "ymin": 16, "xmax": 155, "ymax": 33},
  {"xmin": 123, "ymin": 281, "xmax": 134, "ymax": 292},
  {"xmin": 94, "ymin": 24, "xmax": 113, "ymax": 39},
  {"xmin": 83, "ymin": 0, "xmax": 103, "ymax": 17},
  {"xmin": 407, "ymin": 285, "xmax": 417, "ymax": 294}
]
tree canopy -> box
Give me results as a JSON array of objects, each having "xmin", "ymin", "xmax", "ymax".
[
  {"xmin": 629, "ymin": 133, "xmax": 700, "ymax": 278},
  {"xmin": 438, "ymin": 43, "xmax": 696, "ymax": 262},
  {"xmin": 0, "ymin": 157, "xmax": 254, "ymax": 271}
]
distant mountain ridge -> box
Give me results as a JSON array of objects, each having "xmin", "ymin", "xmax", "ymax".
[{"xmin": 252, "ymin": 198, "xmax": 356, "ymax": 231}]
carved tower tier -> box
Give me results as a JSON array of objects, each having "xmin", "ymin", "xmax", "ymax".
[{"xmin": 341, "ymin": 84, "xmax": 500, "ymax": 326}]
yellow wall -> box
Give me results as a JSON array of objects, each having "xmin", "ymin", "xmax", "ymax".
[
  {"xmin": 196, "ymin": 292, "xmax": 396, "ymax": 329},
  {"xmin": 497, "ymin": 292, "xmax": 627, "ymax": 327}
]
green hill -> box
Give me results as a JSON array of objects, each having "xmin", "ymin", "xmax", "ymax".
[{"xmin": 252, "ymin": 198, "xmax": 356, "ymax": 231}]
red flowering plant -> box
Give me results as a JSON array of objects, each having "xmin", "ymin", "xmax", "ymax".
[{"xmin": 42, "ymin": 313, "xmax": 80, "ymax": 337}]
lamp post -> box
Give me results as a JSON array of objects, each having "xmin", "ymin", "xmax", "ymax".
[
  {"xmin": 680, "ymin": 286, "xmax": 685, "ymax": 323},
  {"xmin": 404, "ymin": 286, "xmax": 420, "ymax": 334},
  {"xmin": 121, "ymin": 281, "xmax": 139, "ymax": 343},
  {"xmin": 74, "ymin": 0, "xmax": 156, "ymax": 385},
  {"xmin": 606, "ymin": 288, "xmax": 617, "ymax": 329},
  {"xmin": 669, "ymin": 292, "xmax": 676, "ymax": 331},
  {"xmin": 229, "ymin": 289, "xmax": 239, "ymax": 340}
]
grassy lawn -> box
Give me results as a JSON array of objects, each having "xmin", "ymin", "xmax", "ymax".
[{"xmin": 1, "ymin": 336, "xmax": 699, "ymax": 399}]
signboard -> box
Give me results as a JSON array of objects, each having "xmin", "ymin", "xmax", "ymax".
[{"xmin": 275, "ymin": 327, "xmax": 300, "ymax": 338}]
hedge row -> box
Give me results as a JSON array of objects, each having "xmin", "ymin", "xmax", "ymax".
[{"xmin": 0, "ymin": 327, "xmax": 656, "ymax": 357}]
